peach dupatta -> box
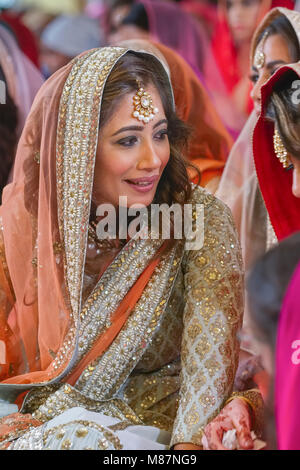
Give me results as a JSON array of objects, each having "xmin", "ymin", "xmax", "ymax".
[{"xmin": 66, "ymin": 242, "xmax": 166, "ymax": 386}]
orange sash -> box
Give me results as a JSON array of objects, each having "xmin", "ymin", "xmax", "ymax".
[{"xmin": 66, "ymin": 243, "xmax": 166, "ymax": 385}]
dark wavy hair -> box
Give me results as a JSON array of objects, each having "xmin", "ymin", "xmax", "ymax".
[{"xmin": 121, "ymin": 3, "xmax": 149, "ymax": 31}]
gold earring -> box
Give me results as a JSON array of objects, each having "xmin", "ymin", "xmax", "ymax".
[
  {"xmin": 33, "ymin": 151, "xmax": 40, "ymax": 164},
  {"xmin": 254, "ymin": 32, "xmax": 268, "ymax": 70},
  {"xmin": 273, "ymin": 128, "xmax": 290, "ymax": 168}
]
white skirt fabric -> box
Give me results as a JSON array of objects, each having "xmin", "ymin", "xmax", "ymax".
[{"xmin": 7, "ymin": 407, "xmax": 171, "ymax": 450}]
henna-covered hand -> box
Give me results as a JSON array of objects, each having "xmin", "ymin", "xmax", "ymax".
[{"xmin": 203, "ymin": 398, "xmax": 254, "ymax": 450}]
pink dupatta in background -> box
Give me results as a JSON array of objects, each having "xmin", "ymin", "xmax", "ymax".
[{"xmin": 276, "ymin": 261, "xmax": 300, "ymax": 449}]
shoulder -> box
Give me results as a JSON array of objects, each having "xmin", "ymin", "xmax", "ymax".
[
  {"xmin": 182, "ymin": 185, "xmax": 243, "ymax": 274},
  {"xmin": 188, "ymin": 184, "xmax": 235, "ymax": 221},
  {"xmin": 182, "ymin": 184, "xmax": 241, "ymax": 260}
]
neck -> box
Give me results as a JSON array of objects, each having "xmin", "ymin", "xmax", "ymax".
[{"xmin": 91, "ymin": 205, "xmax": 149, "ymax": 243}]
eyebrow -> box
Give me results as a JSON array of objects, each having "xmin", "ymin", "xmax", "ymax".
[
  {"xmin": 112, "ymin": 119, "xmax": 168, "ymax": 136},
  {"xmin": 252, "ymin": 60, "xmax": 288, "ymax": 72}
]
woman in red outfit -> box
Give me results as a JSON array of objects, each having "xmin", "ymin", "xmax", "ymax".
[{"xmin": 212, "ymin": 0, "xmax": 294, "ymax": 120}]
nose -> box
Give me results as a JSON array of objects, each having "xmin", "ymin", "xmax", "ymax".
[
  {"xmin": 250, "ymin": 75, "xmax": 265, "ymax": 114},
  {"xmin": 292, "ymin": 163, "xmax": 300, "ymax": 198},
  {"xmin": 233, "ymin": 4, "xmax": 244, "ymax": 21},
  {"xmin": 250, "ymin": 81, "xmax": 261, "ymax": 111},
  {"xmin": 137, "ymin": 141, "xmax": 162, "ymax": 171}
]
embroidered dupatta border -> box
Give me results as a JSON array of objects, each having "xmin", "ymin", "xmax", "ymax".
[{"xmin": 52, "ymin": 47, "xmax": 129, "ymax": 375}]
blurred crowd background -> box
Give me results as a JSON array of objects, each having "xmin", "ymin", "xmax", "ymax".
[
  {"xmin": 2, "ymin": 0, "xmax": 292, "ymax": 134},
  {"xmin": 2, "ymin": 0, "xmax": 300, "ymax": 449}
]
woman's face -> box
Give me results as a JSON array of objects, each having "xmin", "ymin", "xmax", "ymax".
[
  {"xmin": 226, "ymin": 0, "xmax": 261, "ymax": 44},
  {"xmin": 93, "ymin": 84, "xmax": 170, "ymax": 209},
  {"xmin": 250, "ymin": 33, "xmax": 293, "ymax": 115},
  {"xmin": 251, "ymin": 33, "xmax": 300, "ymax": 196}
]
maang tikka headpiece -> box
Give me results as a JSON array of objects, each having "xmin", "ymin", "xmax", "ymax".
[
  {"xmin": 254, "ymin": 31, "xmax": 269, "ymax": 70},
  {"xmin": 273, "ymin": 127, "xmax": 290, "ymax": 168},
  {"xmin": 132, "ymin": 81, "xmax": 159, "ymax": 124}
]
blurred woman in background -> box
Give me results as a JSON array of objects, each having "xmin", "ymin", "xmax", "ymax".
[
  {"xmin": 212, "ymin": 0, "xmax": 294, "ymax": 120},
  {"xmin": 203, "ymin": 7, "xmax": 300, "ymax": 450},
  {"xmin": 0, "ymin": 23, "xmax": 43, "ymax": 200}
]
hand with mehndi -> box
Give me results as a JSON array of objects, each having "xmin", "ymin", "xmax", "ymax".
[{"xmin": 203, "ymin": 398, "xmax": 254, "ymax": 450}]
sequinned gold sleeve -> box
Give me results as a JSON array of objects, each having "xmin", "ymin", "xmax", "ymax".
[{"xmin": 170, "ymin": 191, "xmax": 244, "ymax": 447}]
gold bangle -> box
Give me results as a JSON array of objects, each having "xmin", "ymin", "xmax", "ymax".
[
  {"xmin": 224, "ymin": 395, "xmax": 255, "ymax": 426},
  {"xmin": 225, "ymin": 395, "xmax": 254, "ymax": 411},
  {"xmin": 224, "ymin": 396, "xmax": 235, "ymax": 407}
]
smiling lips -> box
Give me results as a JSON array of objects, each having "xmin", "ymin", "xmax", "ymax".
[{"xmin": 124, "ymin": 175, "xmax": 159, "ymax": 193}]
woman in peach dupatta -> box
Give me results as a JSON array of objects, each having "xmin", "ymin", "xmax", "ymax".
[{"xmin": 0, "ymin": 46, "xmax": 244, "ymax": 450}]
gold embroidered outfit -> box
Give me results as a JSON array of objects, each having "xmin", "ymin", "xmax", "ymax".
[
  {"xmin": 4, "ymin": 186, "xmax": 244, "ymax": 449},
  {"xmin": 0, "ymin": 47, "xmax": 243, "ymax": 450}
]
